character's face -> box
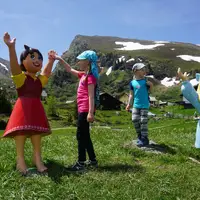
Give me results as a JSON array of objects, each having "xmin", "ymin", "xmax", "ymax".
[
  {"xmin": 23, "ymin": 52, "xmax": 43, "ymax": 73},
  {"xmin": 77, "ymin": 59, "xmax": 90, "ymax": 71}
]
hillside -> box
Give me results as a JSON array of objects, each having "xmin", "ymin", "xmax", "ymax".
[
  {"xmin": 49, "ymin": 35, "xmax": 200, "ymax": 101},
  {"xmin": 0, "ymin": 58, "xmax": 17, "ymax": 100},
  {"xmin": 0, "ymin": 58, "xmax": 10, "ymax": 79}
]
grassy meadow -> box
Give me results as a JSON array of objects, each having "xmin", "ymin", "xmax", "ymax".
[{"xmin": 0, "ymin": 105, "xmax": 200, "ymax": 200}]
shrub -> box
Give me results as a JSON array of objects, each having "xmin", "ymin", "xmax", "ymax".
[{"xmin": 47, "ymin": 96, "xmax": 59, "ymax": 117}]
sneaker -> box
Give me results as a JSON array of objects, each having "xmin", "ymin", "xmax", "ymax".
[
  {"xmin": 70, "ymin": 161, "xmax": 85, "ymax": 172},
  {"xmin": 136, "ymin": 134, "xmax": 142, "ymax": 144},
  {"xmin": 137, "ymin": 138, "xmax": 149, "ymax": 147},
  {"xmin": 137, "ymin": 134, "xmax": 141, "ymax": 140},
  {"xmin": 86, "ymin": 160, "xmax": 98, "ymax": 168}
]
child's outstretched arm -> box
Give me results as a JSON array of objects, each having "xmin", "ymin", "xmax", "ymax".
[
  {"xmin": 126, "ymin": 90, "xmax": 133, "ymax": 111},
  {"xmin": 41, "ymin": 50, "xmax": 57, "ymax": 77},
  {"xmin": 56, "ymin": 56, "xmax": 79, "ymax": 77},
  {"xmin": 3, "ymin": 32, "xmax": 21, "ymax": 75},
  {"xmin": 87, "ymin": 84, "xmax": 95, "ymax": 122}
]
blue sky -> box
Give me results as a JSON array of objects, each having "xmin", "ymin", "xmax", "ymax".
[{"xmin": 0, "ymin": 0, "xmax": 200, "ymax": 64}]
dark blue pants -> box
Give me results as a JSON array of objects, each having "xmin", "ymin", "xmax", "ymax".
[{"xmin": 76, "ymin": 112, "xmax": 96, "ymax": 162}]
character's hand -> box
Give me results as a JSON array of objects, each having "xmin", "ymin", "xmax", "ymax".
[
  {"xmin": 87, "ymin": 112, "xmax": 94, "ymax": 122},
  {"xmin": 3, "ymin": 32, "xmax": 16, "ymax": 48},
  {"xmin": 48, "ymin": 50, "xmax": 61, "ymax": 61},
  {"xmin": 177, "ymin": 68, "xmax": 188, "ymax": 81}
]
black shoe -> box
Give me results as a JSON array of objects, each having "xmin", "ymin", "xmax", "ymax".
[
  {"xmin": 86, "ymin": 160, "xmax": 98, "ymax": 168},
  {"xmin": 70, "ymin": 161, "xmax": 85, "ymax": 172}
]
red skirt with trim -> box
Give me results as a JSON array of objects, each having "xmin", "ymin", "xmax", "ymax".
[{"xmin": 3, "ymin": 97, "xmax": 51, "ymax": 137}]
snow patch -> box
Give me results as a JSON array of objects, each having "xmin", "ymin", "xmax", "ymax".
[
  {"xmin": 115, "ymin": 41, "xmax": 165, "ymax": 51},
  {"xmin": 146, "ymin": 75, "xmax": 155, "ymax": 79},
  {"xmin": 154, "ymin": 41, "xmax": 169, "ymax": 44},
  {"xmin": 177, "ymin": 55, "xmax": 200, "ymax": 63},
  {"xmin": 118, "ymin": 56, "xmax": 126, "ymax": 63},
  {"xmin": 171, "ymin": 48, "xmax": 175, "ymax": 51},
  {"xmin": 138, "ymin": 58, "xmax": 142, "ymax": 62},
  {"xmin": 106, "ymin": 66, "xmax": 113, "ymax": 76},
  {"xmin": 190, "ymin": 78, "xmax": 199, "ymax": 86},
  {"xmin": 126, "ymin": 58, "xmax": 135, "ymax": 63},
  {"xmin": 161, "ymin": 77, "xmax": 180, "ymax": 87},
  {"xmin": 0, "ymin": 62, "xmax": 8, "ymax": 71}
]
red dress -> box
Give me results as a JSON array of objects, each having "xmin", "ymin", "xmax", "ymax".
[{"xmin": 3, "ymin": 75, "xmax": 51, "ymax": 137}]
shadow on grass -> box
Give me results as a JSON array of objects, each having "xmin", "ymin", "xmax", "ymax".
[
  {"xmin": 46, "ymin": 160, "xmax": 80, "ymax": 183},
  {"xmin": 97, "ymin": 163, "xmax": 144, "ymax": 173},
  {"xmin": 124, "ymin": 140, "xmax": 176, "ymax": 155},
  {"xmin": 143, "ymin": 143, "xmax": 177, "ymax": 155},
  {"xmin": 45, "ymin": 160, "xmax": 144, "ymax": 183}
]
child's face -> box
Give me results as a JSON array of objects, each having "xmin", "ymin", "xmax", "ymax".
[
  {"xmin": 134, "ymin": 67, "xmax": 146, "ymax": 77},
  {"xmin": 77, "ymin": 59, "xmax": 90, "ymax": 71},
  {"xmin": 23, "ymin": 52, "xmax": 43, "ymax": 73}
]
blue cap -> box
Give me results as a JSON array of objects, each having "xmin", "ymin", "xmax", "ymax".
[{"xmin": 77, "ymin": 50, "xmax": 99, "ymax": 79}]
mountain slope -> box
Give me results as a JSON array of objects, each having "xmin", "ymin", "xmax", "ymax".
[
  {"xmin": 0, "ymin": 58, "xmax": 10, "ymax": 79},
  {"xmin": 48, "ymin": 35, "xmax": 200, "ymax": 100}
]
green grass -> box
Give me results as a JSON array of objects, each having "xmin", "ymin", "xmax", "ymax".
[
  {"xmin": 150, "ymin": 105, "xmax": 196, "ymax": 116},
  {"xmin": 1, "ymin": 118, "xmax": 200, "ymax": 199}
]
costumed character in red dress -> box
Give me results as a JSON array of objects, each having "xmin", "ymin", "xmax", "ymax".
[{"xmin": 3, "ymin": 32, "xmax": 57, "ymax": 175}]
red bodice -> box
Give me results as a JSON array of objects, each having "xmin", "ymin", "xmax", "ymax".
[{"xmin": 17, "ymin": 75, "xmax": 42, "ymax": 98}]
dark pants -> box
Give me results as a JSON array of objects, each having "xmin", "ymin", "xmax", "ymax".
[{"xmin": 76, "ymin": 112, "xmax": 96, "ymax": 162}]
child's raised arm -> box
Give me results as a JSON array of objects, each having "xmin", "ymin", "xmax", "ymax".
[
  {"xmin": 56, "ymin": 56, "xmax": 79, "ymax": 77},
  {"xmin": 3, "ymin": 32, "xmax": 21, "ymax": 76}
]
